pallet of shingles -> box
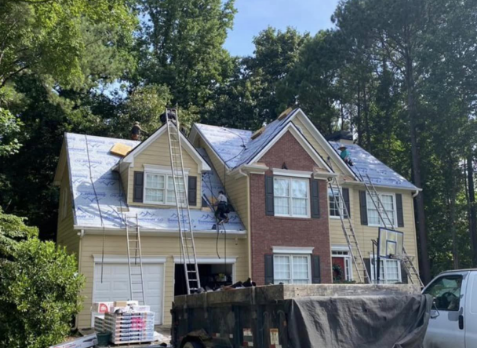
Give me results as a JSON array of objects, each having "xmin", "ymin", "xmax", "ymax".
[
  {"xmin": 94, "ymin": 316, "xmax": 104, "ymax": 332},
  {"xmin": 104, "ymin": 312, "xmax": 155, "ymax": 345}
]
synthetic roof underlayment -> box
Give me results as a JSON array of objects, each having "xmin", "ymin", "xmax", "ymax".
[
  {"xmin": 329, "ymin": 142, "xmax": 418, "ymax": 190},
  {"xmin": 65, "ymin": 133, "xmax": 245, "ymax": 231},
  {"xmin": 194, "ymin": 109, "xmax": 299, "ymax": 169},
  {"xmin": 195, "ymin": 109, "xmax": 418, "ymax": 190}
]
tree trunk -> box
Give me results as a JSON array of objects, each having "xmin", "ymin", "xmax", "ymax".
[
  {"xmin": 449, "ymin": 165, "xmax": 459, "ymax": 269},
  {"xmin": 357, "ymin": 82, "xmax": 362, "ymax": 146},
  {"xmin": 406, "ymin": 55, "xmax": 431, "ymax": 284},
  {"xmin": 468, "ymin": 155, "xmax": 477, "ymax": 266},
  {"xmin": 363, "ymin": 82, "xmax": 371, "ymax": 152}
]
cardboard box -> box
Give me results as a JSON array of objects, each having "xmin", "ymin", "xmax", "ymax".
[
  {"xmin": 91, "ymin": 302, "xmax": 113, "ymax": 313},
  {"xmin": 114, "ymin": 301, "xmax": 128, "ymax": 307},
  {"xmin": 131, "ymin": 305, "xmax": 150, "ymax": 312}
]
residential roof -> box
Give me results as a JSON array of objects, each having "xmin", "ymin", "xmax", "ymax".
[
  {"xmin": 64, "ymin": 132, "xmax": 245, "ymax": 231},
  {"xmin": 194, "ymin": 108, "xmax": 418, "ymax": 191},
  {"xmin": 329, "ymin": 142, "xmax": 419, "ymax": 190},
  {"xmin": 194, "ymin": 109, "xmax": 301, "ymax": 169}
]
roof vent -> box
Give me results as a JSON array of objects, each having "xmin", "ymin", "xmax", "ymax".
[
  {"xmin": 251, "ymin": 125, "xmax": 265, "ymax": 140},
  {"xmin": 277, "ymin": 107, "xmax": 293, "ymax": 121}
]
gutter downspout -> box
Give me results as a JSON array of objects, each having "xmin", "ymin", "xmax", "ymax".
[
  {"xmin": 73, "ymin": 229, "xmax": 85, "ymax": 330},
  {"xmin": 412, "ymin": 190, "xmax": 419, "ymax": 198}
]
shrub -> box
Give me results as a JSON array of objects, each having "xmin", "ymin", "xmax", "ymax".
[{"xmin": 0, "ymin": 223, "xmax": 84, "ymax": 348}]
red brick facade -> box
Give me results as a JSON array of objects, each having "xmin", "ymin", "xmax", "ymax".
[{"xmin": 250, "ymin": 131, "xmax": 332, "ymax": 285}]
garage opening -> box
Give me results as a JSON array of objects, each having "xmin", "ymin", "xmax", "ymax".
[{"xmin": 174, "ymin": 263, "xmax": 233, "ymax": 295}]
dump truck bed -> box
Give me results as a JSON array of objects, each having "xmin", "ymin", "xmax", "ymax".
[{"xmin": 171, "ymin": 284, "xmax": 432, "ymax": 348}]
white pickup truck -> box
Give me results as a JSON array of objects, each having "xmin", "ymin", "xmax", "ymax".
[{"xmin": 423, "ymin": 269, "xmax": 477, "ymax": 348}]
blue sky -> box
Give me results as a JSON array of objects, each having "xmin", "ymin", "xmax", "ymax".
[{"xmin": 224, "ymin": 0, "xmax": 340, "ymax": 56}]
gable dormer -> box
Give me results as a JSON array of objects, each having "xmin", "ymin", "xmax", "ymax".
[{"xmin": 118, "ymin": 125, "xmax": 211, "ymax": 208}]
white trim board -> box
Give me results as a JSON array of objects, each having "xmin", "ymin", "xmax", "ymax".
[
  {"xmin": 250, "ymin": 123, "xmax": 333, "ymax": 173},
  {"xmin": 173, "ymin": 256, "xmax": 237, "ymax": 264},
  {"xmin": 122, "ymin": 125, "xmax": 211, "ymax": 172},
  {"xmin": 272, "ymin": 246, "xmax": 314, "ymax": 254},
  {"xmin": 92, "ymin": 255, "xmax": 167, "ymax": 264},
  {"xmin": 290, "ymin": 110, "xmax": 357, "ymax": 180},
  {"xmin": 273, "ymin": 168, "xmax": 313, "ymax": 178}
]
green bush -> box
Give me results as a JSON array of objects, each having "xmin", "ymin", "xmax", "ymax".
[{"xmin": 0, "ymin": 210, "xmax": 84, "ymax": 348}]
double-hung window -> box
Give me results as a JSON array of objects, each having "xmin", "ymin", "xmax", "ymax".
[
  {"xmin": 273, "ymin": 177, "xmax": 309, "ymax": 217},
  {"xmin": 274, "ymin": 255, "xmax": 311, "ymax": 284},
  {"xmin": 370, "ymin": 256, "xmax": 402, "ymax": 284},
  {"xmin": 144, "ymin": 172, "xmax": 186, "ymax": 205},
  {"xmin": 328, "ymin": 187, "xmax": 348, "ymax": 218},
  {"xmin": 367, "ymin": 192, "xmax": 395, "ymax": 226}
]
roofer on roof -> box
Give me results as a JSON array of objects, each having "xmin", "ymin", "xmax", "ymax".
[
  {"xmin": 339, "ymin": 145, "xmax": 353, "ymax": 166},
  {"xmin": 215, "ymin": 190, "xmax": 229, "ymax": 225},
  {"xmin": 131, "ymin": 122, "xmax": 148, "ymax": 140}
]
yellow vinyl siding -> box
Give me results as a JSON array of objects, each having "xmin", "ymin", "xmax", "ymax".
[
  {"xmin": 77, "ymin": 234, "xmax": 248, "ymax": 328},
  {"xmin": 328, "ymin": 187, "xmax": 419, "ymax": 283},
  {"xmin": 292, "ymin": 118, "xmax": 349, "ymax": 176},
  {"xmin": 198, "ymin": 138, "xmax": 249, "ymax": 231},
  {"xmin": 56, "ymin": 163, "xmax": 80, "ymax": 260},
  {"xmin": 125, "ymin": 133, "xmax": 202, "ymax": 208}
]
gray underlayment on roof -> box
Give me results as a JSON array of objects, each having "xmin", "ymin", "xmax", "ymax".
[
  {"xmin": 65, "ymin": 133, "xmax": 245, "ymax": 231},
  {"xmin": 195, "ymin": 109, "xmax": 417, "ymax": 190}
]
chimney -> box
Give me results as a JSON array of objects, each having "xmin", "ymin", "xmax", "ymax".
[{"xmin": 326, "ymin": 131, "xmax": 354, "ymax": 145}]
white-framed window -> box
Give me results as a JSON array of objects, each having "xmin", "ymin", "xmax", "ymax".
[
  {"xmin": 144, "ymin": 172, "xmax": 186, "ymax": 205},
  {"xmin": 332, "ymin": 249, "xmax": 352, "ymax": 281},
  {"xmin": 273, "ymin": 254, "xmax": 311, "ymax": 284},
  {"xmin": 273, "ymin": 177, "xmax": 309, "ymax": 217},
  {"xmin": 328, "ymin": 187, "xmax": 348, "ymax": 218},
  {"xmin": 370, "ymin": 256, "xmax": 402, "ymax": 284},
  {"xmin": 367, "ymin": 192, "xmax": 396, "ymax": 226}
]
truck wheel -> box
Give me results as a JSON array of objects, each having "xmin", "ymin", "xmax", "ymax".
[{"xmin": 183, "ymin": 340, "xmax": 204, "ymax": 348}]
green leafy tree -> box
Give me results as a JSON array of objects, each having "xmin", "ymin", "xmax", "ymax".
[
  {"xmin": 135, "ymin": 0, "xmax": 236, "ymax": 109},
  {"xmin": 0, "ymin": 209, "xmax": 84, "ymax": 348}
]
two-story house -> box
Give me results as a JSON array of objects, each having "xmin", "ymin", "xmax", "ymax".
[
  {"xmin": 55, "ymin": 108, "xmax": 421, "ymax": 330},
  {"xmin": 189, "ymin": 108, "xmax": 420, "ymax": 286},
  {"xmin": 54, "ymin": 127, "xmax": 249, "ymax": 328}
]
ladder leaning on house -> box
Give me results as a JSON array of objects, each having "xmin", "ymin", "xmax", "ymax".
[
  {"xmin": 125, "ymin": 214, "xmax": 146, "ymax": 304},
  {"xmin": 165, "ymin": 108, "xmax": 201, "ymax": 294},
  {"xmin": 328, "ymin": 177, "xmax": 371, "ymax": 284},
  {"xmin": 357, "ymin": 172, "xmax": 423, "ymax": 287}
]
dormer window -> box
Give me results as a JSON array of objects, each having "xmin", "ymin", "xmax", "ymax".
[{"xmin": 143, "ymin": 165, "xmax": 188, "ymax": 205}]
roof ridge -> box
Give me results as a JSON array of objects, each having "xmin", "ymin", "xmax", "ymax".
[{"xmin": 195, "ymin": 123, "xmax": 253, "ymax": 133}]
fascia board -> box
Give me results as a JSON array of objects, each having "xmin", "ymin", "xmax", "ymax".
[{"xmin": 292, "ymin": 110, "xmax": 358, "ymax": 180}]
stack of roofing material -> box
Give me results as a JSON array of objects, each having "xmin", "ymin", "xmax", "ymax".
[
  {"xmin": 93, "ymin": 316, "xmax": 104, "ymax": 332},
  {"xmin": 104, "ymin": 311, "xmax": 155, "ymax": 344}
]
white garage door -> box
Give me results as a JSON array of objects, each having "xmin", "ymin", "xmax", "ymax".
[{"xmin": 93, "ymin": 263, "xmax": 164, "ymax": 324}]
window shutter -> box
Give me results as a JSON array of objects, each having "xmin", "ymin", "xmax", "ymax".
[
  {"xmin": 359, "ymin": 191, "xmax": 368, "ymax": 225},
  {"xmin": 265, "ymin": 176, "xmax": 274, "ymax": 216},
  {"xmin": 133, "ymin": 171, "xmax": 144, "ymax": 203},
  {"xmin": 400, "ymin": 262, "xmax": 408, "ymax": 284},
  {"xmin": 364, "ymin": 258, "xmax": 372, "ymax": 284},
  {"xmin": 264, "ymin": 255, "xmax": 274, "ymax": 285},
  {"xmin": 342, "ymin": 188, "xmax": 351, "ymax": 218},
  {"xmin": 311, "ymin": 255, "xmax": 321, "ymax": 284},
  {"xmin": 311, "ymin": 179, "xmax": 320, "ymax": 219},
  {"xmin": 396, "ymin": 194, "xmax": 404, "ymax": 227},
  {"xmin": 188, "ymin": 176, "xmax": 197, "ymax": 206}
]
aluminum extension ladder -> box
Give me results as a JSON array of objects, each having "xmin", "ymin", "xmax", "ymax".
[
  {"xmin": 126, "ymin": 214, "xmax": 146, "ymax": 304},
  {"xmin": 329, "ymin": 177, "xmax": 370, "ymax": 284},
  {"xmin": 358, "ymin": 172, "xmax": 423, "ymax": 287},
  {"xmin": 165, "ymin": 109, "xmax": 201, "ymax": 294}
]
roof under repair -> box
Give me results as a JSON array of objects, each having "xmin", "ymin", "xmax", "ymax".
[
  {"xmin": 194, "ymin": 109, "xmax": 418, "ymax": 191},
  {"xmin": 65, "ymin": 132, "xmax": 245, "ymax": 232}
]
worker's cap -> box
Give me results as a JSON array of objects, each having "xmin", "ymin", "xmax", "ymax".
[{"xmin": 338, "ymin": 146, "xmax": 347, "ymax": 150}]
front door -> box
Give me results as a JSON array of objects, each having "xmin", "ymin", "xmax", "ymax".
[{"xmin": 423, "ymin": 273, "xmax": 466, "ymax": 348}]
